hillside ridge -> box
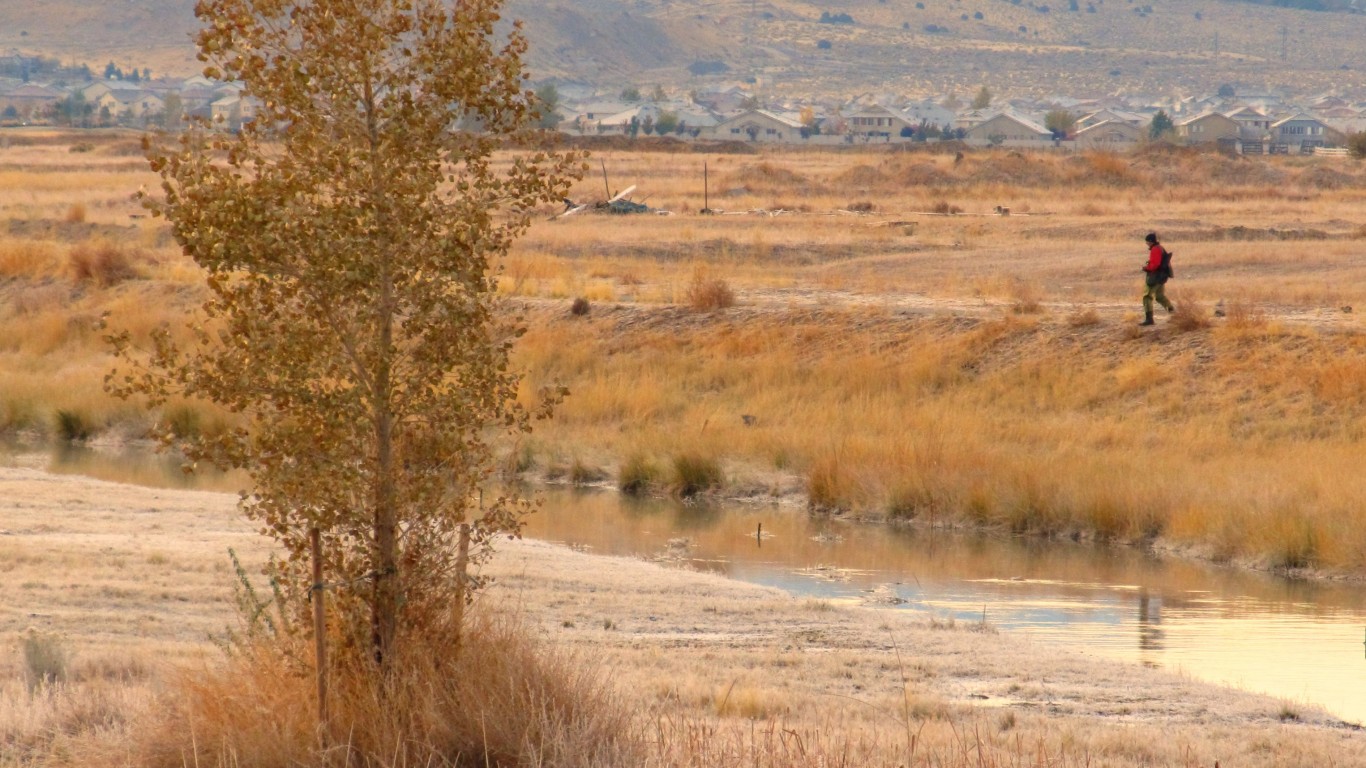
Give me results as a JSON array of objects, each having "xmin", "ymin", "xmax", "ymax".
[{"xmin": 2, "ymin": 0, "xmax": 1365, "ymax": 98}]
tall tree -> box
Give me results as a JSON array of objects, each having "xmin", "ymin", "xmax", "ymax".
[
  {"xmin": 109, "ymin": 0, "xmax": 582, "ymax": 672},
  {"xmin": 533, "ymin": 82, "xmax": 561, "ymax": 130},
  {"xmin": 1149, "ymin": 109, "xmax": 1175, "ymax": 140},
  {"xmin": 971, "ymin": 85, "xmax": 993, "ymax": 110}
]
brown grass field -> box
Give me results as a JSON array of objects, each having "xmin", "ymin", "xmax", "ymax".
[
  {"xmin": 6, "ymin": 129, "xmax": 1366, "ymax": 573},
  {"xmin": 5, "ymin": 127, "xmax": 1366, "ymax": 763}
]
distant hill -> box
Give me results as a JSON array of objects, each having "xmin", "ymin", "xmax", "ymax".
[{"xmin": 3, "ymin": 0, "xmax": 1366, "ymax": 99}]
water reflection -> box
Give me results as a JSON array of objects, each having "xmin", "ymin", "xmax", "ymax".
[
  {"xmin": 523, "ymin": 489, "xmax": 1366, "ymax": 725},
  {"xmin": 4, "ymin": 442, "xmax": 248, "ymax": 493},
  {"xmin": 1138, "ymin": 589, "xmax": 1164, "ymax": 661},
  {"xmin": 8, "ymin": 444, "xmax": 1366, "ymax": 725}
]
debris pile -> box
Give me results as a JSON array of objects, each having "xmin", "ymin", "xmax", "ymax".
[{"xmin": 555, "ymin": 184, "xmax": 668, "ymax": 219}]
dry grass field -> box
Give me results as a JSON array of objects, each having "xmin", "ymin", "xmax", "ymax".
[
  {"xmin": 6, "ymin": 129, "xmax": 1366, "ymax": 578},
  {"xmin": 4, "ymin": 465, "xmax": 1366, "ymax": 767},
  {"xmin": 8, "ymin": 0, "xmax": 1366, "ymax": 99},
  {"xmin": 4, "ymin": 127, "xmax": 1366, "ymax": 762}
]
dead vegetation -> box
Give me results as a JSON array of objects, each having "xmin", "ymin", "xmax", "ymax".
[{"xmin": 7, "ymin": 132, "xmax": 1366, "ymax": 575}]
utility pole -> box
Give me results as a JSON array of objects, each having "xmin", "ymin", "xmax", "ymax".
[
  {"xmin": 1280, "ymin": 25, "xmax": 1288, "ymax": 62},
  {"xmin": 1213, "ymin": 31, "xmax": 1219, "ymax": 58}
]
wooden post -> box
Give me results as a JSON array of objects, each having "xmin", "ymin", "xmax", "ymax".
[
  {"xmin": 310, "ymin": 528, "xmax": 329, "ymax": 751},
  {"xmin": 703, "ymin": 161, "xmax": 710, "ymax": 213},
  {"xmin": 601, "ymin": 159, "xmax": 611, "ymax": 201}
]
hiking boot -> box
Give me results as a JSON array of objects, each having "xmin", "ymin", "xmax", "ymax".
[{"xmin": 1139, "ymin": 311, "xmax": 1155, "ymax": 326}]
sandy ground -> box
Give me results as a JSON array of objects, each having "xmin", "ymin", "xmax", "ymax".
[{"xmin": 2, "ymin": 465, "xmax": 1365, "ymax": 765}]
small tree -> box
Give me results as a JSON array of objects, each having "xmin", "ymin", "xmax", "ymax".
[
  {"xmin": 1348, "ymin": 131, "xmax": 1366, "ymax": 159},
  {"xmin": 1044, "ymin": 109, "xmax": 1077, "ymax": 138},
  {"xmin": 655, "ymin": 110, "xmax": 679, "ymax": 134},
  {"xmin": 110, "ymin": 0, "xmax": 582, "ymax": 675},
  {"xmin": 1149, "ymin": 109, "xmax": 1175, "ymax": 140},
  {"xmin": 533, "ymin": 82, "xmax": 561, "ymax": 130},
  {"xmin": 621, "ymin": 85, "xmax": 642, "ymax": 102},
  {"xmin": 971, "ymin": 85, "xmax": 993, "ymax": 110}
]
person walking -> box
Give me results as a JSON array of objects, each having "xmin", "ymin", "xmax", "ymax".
[{"xmin": 1140, "ymin": 232, "xmax": 1174, "ymax": 326}]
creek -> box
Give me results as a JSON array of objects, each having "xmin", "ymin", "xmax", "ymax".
[{"xmin": 14, "ymin": 442, "xmax": 1366, "ymax": 725}]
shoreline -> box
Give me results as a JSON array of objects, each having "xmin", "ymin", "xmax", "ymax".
[
  {"xmin": 17, "ymin": 433, "xmax": 1361, "ymax": 585},
  {"xmin": 3, "ymin": 465, "xmax": 1366, "ymax": 765}
]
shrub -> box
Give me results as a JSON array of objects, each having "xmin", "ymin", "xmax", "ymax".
[
  {"xmin": 67, "ymin": 242, "xmax": 138, "ymax": 285},
  {"xmin": 1223, "ymin": 297, "xmax": 1266, "ymax": 329},
  {"xmin": 1010, "ymin": 282, "xmax": 1044, "ymax": 314},
  {"xmin": 22, "ymin": 630, "xmax": 70, "ymax": 692},
  {"xmin": 686, "ymin": 270, "xmax": 736, "ymax": 311},
  {"xmin": 135, "ymin": 610, "xmax": 640, "ymax": 767},
  {"xmin": 1171, "ymin": 298, "xmax": 1211, "ymax": 332},
  {"xmin": 671, "ymin": 452, "xmax": 723, "ymax": 497},
  {"xmin": 55, "ymin": 409, "xmax": 95, "ymax": 442},
  {"xmin": 1347, "ymin": 131, "xmax": 1366, "ymax": 159},
  {"xmin": 570, "ymin": 296, "xmax": 590, "ymax": 316}
]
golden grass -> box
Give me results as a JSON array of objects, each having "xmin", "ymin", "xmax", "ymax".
[
  {"xmin": 130, "ymin": 610, "xmax": 638, "ymax": 768},
  {"xmin": 7, "ymin": 131, "xmax": 1366, "ymax": 576}
]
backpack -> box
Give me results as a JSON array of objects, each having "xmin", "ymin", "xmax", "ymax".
[{"xmin": 1160, "ymin": 248, "xmax": 1174, "ymax": 280}]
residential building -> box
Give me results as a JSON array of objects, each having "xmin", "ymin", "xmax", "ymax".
[
  {"xmin": 710, "ymin": 109, "xmax": 805, "ymax": 143},
  {"xmin": 1176, "ymin": 112, "xmax": 1239, "ymax": 144}
]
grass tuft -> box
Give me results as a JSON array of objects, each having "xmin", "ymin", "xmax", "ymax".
[
  {"xmin": 618, "ymin": 452, "xmax": 661, "ymax": 495},
  {"xmin": 686, "ymin": 268, "xmax": 736, "ymax": 311},
  {"xmin": 671, "ymin": 451, "xmax": 723, "ymax": 497},
  {"xmin": 570, "ymin": 457, "xmax": 607, "ymax": 486}
]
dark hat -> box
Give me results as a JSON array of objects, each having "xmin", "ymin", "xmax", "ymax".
[{"xmin": 1144, "ymin": 232, "xmax": 1158, "ymax": 244}]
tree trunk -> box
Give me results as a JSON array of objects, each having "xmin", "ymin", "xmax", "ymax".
[{"xmin": 373, "ymin": 404, "xmax": 398, "ymax": 669}]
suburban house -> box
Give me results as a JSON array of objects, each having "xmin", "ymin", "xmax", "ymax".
[
  {"xmin": 844, "ymin": 103, "xmax": 915, "ymax": 140},
  {"xmin": 710, "ymin": 109, "xmax": 805, "ymax": 143},
  {"xmin": 1073, "ymin": 119, "xmax": 1143, "ymax": 149},
  {"xmin": 901, "ymin": 98, "xmax": 956, "ymax": 131},
  {"xmin": 1270, "ymin": 113, "xmax": 1344, "ymax": 151},
  {"xmin": 0, "ymin": 83, "xmax": 63, "ymax": 121},
  {"xmin": 1176, "ymin": 111, "xmax": 1239, "ymax": 144},
  {"xmin": 1074, "ymin": 108, "xmax": 1146, "ymax": 131},
  {"xmin": 88, "ymin": 89, "xmax": 164, "ymax": 122},
  {"xmin": 965, "ymin": 111, "xmax": 1052, "ymax": 145},
  {"xmin": 185, "ymin": 92, "xmax": 255, "ymax": 130},
  {"xmin": 1224, "ymin": 106, "xmax": 1274, "ymax": 141},
  {"xmin": 692, "ymin": 85, "xmax": 752, "ymax": 114},
  {"xmin": 953, "ymin": 108, "xmax": 990, "ymax": 132}
]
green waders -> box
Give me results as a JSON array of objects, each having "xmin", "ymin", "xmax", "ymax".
[{"xmin": 1142, "ymin": 278, "xmax": 1173, "ymax": 325}]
